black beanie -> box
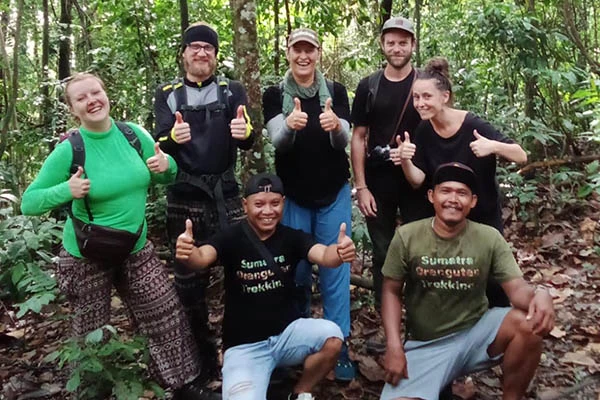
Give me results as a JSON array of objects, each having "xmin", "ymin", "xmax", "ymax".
[
  {"xmin": 182, "ymin": 24, "xmax": 219, "ymax": 55},
  {"xmin": 432, "ymin": 162, "xmax": 478, "ymax": 194}
]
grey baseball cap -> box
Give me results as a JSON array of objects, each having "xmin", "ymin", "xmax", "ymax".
[
  {"xmin": 287, "ymin": 28, "xmax": 320, "ymax": 48},
  {"xmin": 381, "ymin": 16, "xmax": 415, "ymax": 37}
]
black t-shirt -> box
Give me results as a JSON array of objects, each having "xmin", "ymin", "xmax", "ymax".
[
  {"xmin": 263, "ymin": 82, "xmax": 351, "ymax": 208},
  {"xmin": 207, "ymin": 222, "xmax": 317, "ymax": 349},
  {"xmin": 351, "ymin": 69, "xmax": 421, "ymax": 152},
  {"xmin": 413, "ymin": 112, "xmax": 515, "ymax": 228}
]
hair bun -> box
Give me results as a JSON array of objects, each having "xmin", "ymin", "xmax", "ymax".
[{"xmin": 425, "ymin": 57, "xmax": 450, "ymax": 80}]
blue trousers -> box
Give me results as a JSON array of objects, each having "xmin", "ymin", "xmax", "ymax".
[{"xmin": 282, "ymin": 183, "xmax": 352, "ymax": 337}]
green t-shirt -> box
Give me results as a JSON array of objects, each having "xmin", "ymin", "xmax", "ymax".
[
  {"xmin": 382, "ymin": 218, "xmax": 522, "ymax": 341},
  {"xmin": 21, "ymin": 119, "xmax": 177, "ymax": 257}
]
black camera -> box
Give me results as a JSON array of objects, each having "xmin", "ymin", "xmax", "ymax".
[{"xmin": 369, "ymin": 145, "xmax": 392, "ymax": 163}]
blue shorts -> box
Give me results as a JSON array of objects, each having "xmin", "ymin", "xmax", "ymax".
[
  {"xmin": 380, "ymin": 307, "xmax": 512, "ymax": 400},
  {"xmin": 222, "ymin": 318, "xmax": 343, "ymax": 400}
]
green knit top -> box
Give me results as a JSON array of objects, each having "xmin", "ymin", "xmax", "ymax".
[{"xmin": 21, "ymin": 119, "xmax": 177, "ymax": 257}]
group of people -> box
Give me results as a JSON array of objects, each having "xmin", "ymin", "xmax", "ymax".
[{"xmin": 20, "ymin": 15, "xmax": 555, "ymax": 400}]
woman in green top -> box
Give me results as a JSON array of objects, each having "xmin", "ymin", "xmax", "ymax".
[{"xmin": 21, "ymin": 73, "xmax": 213, "ymax": 399}]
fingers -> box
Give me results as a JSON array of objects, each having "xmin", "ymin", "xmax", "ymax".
[
  {"xmin": 293, "ymin": 97, "xmax": 302, "ymax": 112},
  {"xmin": 337, "ymin": 222, "xmax": 347, "ymax": 242},
  {"xmin": 175, "ymin": 111, "xmax": 184, "ymax": 124},
  {"xmin": 324, "ymin": 97, "xmax": 332, "ymax": 111},
  {"xmin": 236, "ymin": 105, "xmax": 244, "ymax": 119},
  {"xmin": 185, "ymin": 218, "xmax": 194, "ymax": 238}
]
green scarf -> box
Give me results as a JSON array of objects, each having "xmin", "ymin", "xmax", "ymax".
[{"xmin": 281, "ymin": 69, "xmax": 332, "ymax": 117}]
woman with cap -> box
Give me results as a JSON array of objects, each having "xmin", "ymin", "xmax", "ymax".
[
  {"xmin": 22, "ymin": 72, "xmax": 217, "ymax": 400},
  {"xmin": 262, "ymin": 28, "xmax": 355, "ymax": 380},
  {"xmin": 394, "ymin": 57, "xmax": 527, "ymax": 306}
]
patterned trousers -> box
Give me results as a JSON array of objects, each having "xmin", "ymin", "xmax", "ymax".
[
  {"xmin": 166, "ymin": 192, "xmax": 245, "ymax": 377},
  {"xmin": 57, "ymin": 241, "xmax": 200, "ymax": 389}
]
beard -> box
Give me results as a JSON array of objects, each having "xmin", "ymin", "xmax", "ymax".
[
  {"xmin": 385, "ymin": 53, "xmax": 412, "ymax": 70},
  {"xmin": 183, "ymin": 57, "xmax": 216, "ymax": 81}
]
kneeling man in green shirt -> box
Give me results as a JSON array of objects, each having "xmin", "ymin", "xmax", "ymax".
[{"xmin": 380, "ymin": 162, "xmax": 554, "ymax": 400}]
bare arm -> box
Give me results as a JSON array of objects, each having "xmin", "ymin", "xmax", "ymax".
[
  {"xmin": 502, "ymin": 277, "xmax": 555, "ymax": 335},
  {"xmin": 470, "ymin": 129, "xmax": 528, "ymax": 163},
  {"xmin": 382, "ymin": 277, "xmax": 409, "ymax": 385},
  {"xmin": 307, "ymin": 222, "xmax": 355, "ymax": 267},
  {"xmin": 175, "ymin": 219, "xmax": 219, "ymax": 269},
  {"xmin": 351, "ymin": 125, "xmax": 377, "ymax": 217},
  {"xmin": 400, "ymin": 159, "xmax": 426, "ymax": 188}
]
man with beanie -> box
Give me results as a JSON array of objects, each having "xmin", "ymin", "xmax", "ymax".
[
  {"xmin": 175, "ymin": 173, "xmax": 356, "ymax": 400},
  {"xmin": 153, "ymin": 22, "xmax": 254, "ymax": 392},
  {"xmin": 379, "ymin": 163, "xmax": 554, "ymax": 400}
]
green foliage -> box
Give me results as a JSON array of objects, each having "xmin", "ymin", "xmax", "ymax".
[
  {"xmin": 45, "ymin": 325, "xmax": 165, "ymax": 400},
  {"xmin": 0, "ymin": 207, "xmax": 61, "ymax": 317},
  {"xmin": 578, "ymin": 160, "xmax": 600, "ymax": 198}
]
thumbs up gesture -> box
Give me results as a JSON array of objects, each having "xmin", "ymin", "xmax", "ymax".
[
  {"xmin": 335, "ymin": 222, "xmax": 356, "ymax": 263},
  {"xmin": 398, "ymin": 131, "xmax": 416, "ymax": 161},
  {"xmin": 146, "ymin": 143, "xmax": 169, "ymax": 173},
  {"xmin": 319, "ymin": 98, "xmax": 341, "ymax": 132},
  {"xmin": 176, "ymin": 219, "xmax": 195, "ymax": 261},
  {"xmin": 68, "ymin": 166, "xmax": 91, "ymax": 199},
  {"xmin": 172, "ymin": 111, "xmax": 191, "ymax": 144},
  {"xmin": 286, "ymin": 97, "xmax": 308, "ymax": 131},
  {"xmin": 231, "ymin": 105, "xmax": 249, "ymax": 140},
  {"xmin": 469, "ymin": 129, "xmax": 495, "ymax": 158}
]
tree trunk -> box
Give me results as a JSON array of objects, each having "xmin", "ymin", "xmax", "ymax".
[
  {"xmin": 0, "ymin": 0, "xmax": 24, "ymax": 160},
  {"xmin": 273, "ymin": 0, "xmax": 280, "ymax": 76},
  {"xmin": 230, "ymin": 0, "xmax": 266, "ymax": 180},
  {"xmin": 380, "ymin": 0, "xmax": 393, "ymax": 27},
  {"xmin": 42, "ymin": 0, "xmax": 53, "ymax": 149},
  {"xmin": 414, "ymin": 0, "xmax": 421, "ymax": 66},
  {"xmin": 58, "ymin": 0, "xmax": 72, "ymax": 80}
]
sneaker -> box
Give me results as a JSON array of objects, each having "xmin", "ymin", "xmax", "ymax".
[
  {"xmin": 334, "ymin": 341, "xmax": 356, "ymax": 381},
  {"xmin": 288, "ymin": 393, "xmax": 315, "ymax": 400},
  {"xmin": 174, "ymin": 380, "xmax": 222, "ymax": 400}
]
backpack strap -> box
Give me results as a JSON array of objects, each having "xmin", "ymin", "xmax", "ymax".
[
  {"xmin": 366, "ymin": 69, "xmax": 384, "ymax": 116},
  {"xmin": 216, "ymin": 76, "xmax": 232, "ymax": 120},
  {"xmin": 172, "ymin": 78, "xmax": 186, "ymax": 113},
  {"xmin": 115, "ymin": 121, "xmax": 143, "ymax": 158}
]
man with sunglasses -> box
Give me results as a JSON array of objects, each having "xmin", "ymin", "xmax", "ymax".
[{"xmin": 153, "ymin": 22, "xmax": 254, "ymax": 393}]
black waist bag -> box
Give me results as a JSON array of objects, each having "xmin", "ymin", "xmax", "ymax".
[{"xmin": 71, "ymin": 215, "xmax": 142, "ymax": 267}]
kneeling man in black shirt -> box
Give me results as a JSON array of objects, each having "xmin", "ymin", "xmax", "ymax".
[{"xmin": 176, "ymin": 173, "xmax": 355, "ymax": 400}]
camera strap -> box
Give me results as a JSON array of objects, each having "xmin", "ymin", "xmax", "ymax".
[{"xmin": 387, "ymin": 68, "xmax": 416, "ymax": 146}]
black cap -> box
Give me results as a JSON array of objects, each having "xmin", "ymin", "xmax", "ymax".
[
  {"xmin": 432, "ymin": 162, "xmax": 478, "ymax": 194},
  {"xmin": 183, "ymin": 24, "xmax": 219, "ymax": 55},
  {"xmin": 244, "ymin": 173, "xmax": 284, "ymax": 197}
]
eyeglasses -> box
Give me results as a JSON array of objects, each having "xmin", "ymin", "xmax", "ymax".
[{"xmin": 187, "ymin": 43, "xmax": 216, "ymax": 54}]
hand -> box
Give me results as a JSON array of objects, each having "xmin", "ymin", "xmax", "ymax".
[
  {"xmin": 319, "ymin": 98, "xmax": 340, "ymax": 132},
  {"xmin": 357, "ymin": 188, "xmax": 377, "ymax": 217},
  {"xmin": 172, "ymin": 111, "xmax": 191, "ymax": 144},
  {"xmin": 146, "ymin": 143, "xmax": 169, "ymax": 173},
  {"xmin": 176, "ymin": 219, "xmax": 195, "ymax": 262},
  {"xmin": 383, "ymin": 345, "xmax": 409, "ymax": 386},
  {"xmin": 388, "ymin": 135, "xmax": 403, "ymax": 166},
  {"xmin": 526, "ymin": 288, "xmax": 555, "ymax": 336},
  {"xmin": 286, "ymin": 98, "xmax": 308, "ymax": 131},
  {"xmin": 336, "ymin": 222, "xmax": 356, "ymax": 263},
  {"xmin": 68, "ymin": 166, "xmax": 90, "ymax": 199},
  {"xmin": 397, "ymin": 131, "xmax": 416, "ymax": 162},
  {"xmin": 469, "ymin": 129, "xmax": 496, "ymax": 158},
  {"xmin": 230, "ymin": 105, "xmax": 249, "ymax": 140}
]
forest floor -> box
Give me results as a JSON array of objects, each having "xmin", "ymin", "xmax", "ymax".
[{"xmin": 1, "ymin": 196, "xmax": 600, "ymax": 400}]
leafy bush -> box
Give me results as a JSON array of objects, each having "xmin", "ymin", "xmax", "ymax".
[
  {"xmin": 45, "ymin": 325, "xmax": 165, "ymax": 400},
  {"xmin": 0, "ymin": 209, "xmax": 62, "ymax": 317}
]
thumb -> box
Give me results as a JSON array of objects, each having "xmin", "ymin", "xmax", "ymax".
[
  {"xmin": 175, "ymin": 111, "xmax": 184, "ymax": 124},
  {"xmin": 73, "ymin": 166, "xmax": 84, "ymax": 178},
  {"xmin": 294, "ymin": 97, "xmax": 302, "ymax": 112},
  {"xmin": 396, "ymin": 135, "xmax": 402, "ymax": 146},
  {"xmin": 154, "ymin": 142, "xmax": 161, "ymax": 155},
  {"xmin": 404, "ymin": 131, "xmax": 411, "ymax": 143},
  {"xmin": 185, "ymin": 219, "xmax": 194, "ymax": 238},
  {"xmin": 324, "ymin": 97, "xmax": 332, "ymax": 111},
  {"xmin": 473, "ymin": 129, "xmax": 483, "ymax": 139},
  {"xmin": 236, "ymin": 105, "xmax": 244, "ymax": 119},
  {"xmin": 337, "ymin": 222, "xmax": 347, "ymax": 243}
]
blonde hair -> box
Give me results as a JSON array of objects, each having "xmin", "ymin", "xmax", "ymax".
[{"xmin": 64, "ymin": 73, "xmax": 106, "ymax": 107}]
